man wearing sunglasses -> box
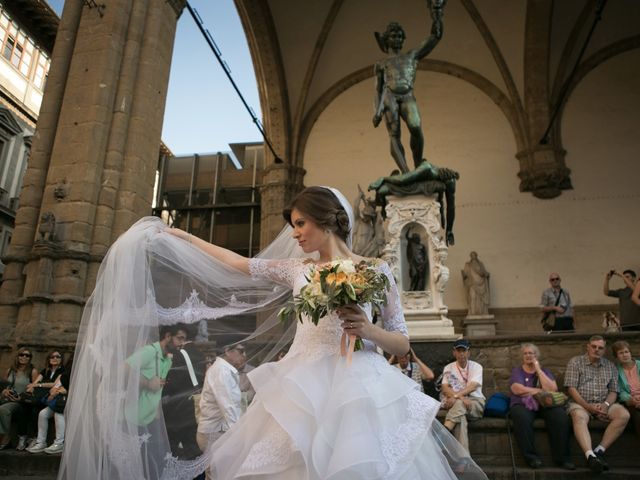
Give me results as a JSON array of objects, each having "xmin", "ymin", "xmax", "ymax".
[
  {"xmin": 540, "ymin": 273, "xmax": 575, "ymax": 332},
  {"xmin": 197, "ymin": 343, "xmax": 247, "ymax": 476}
]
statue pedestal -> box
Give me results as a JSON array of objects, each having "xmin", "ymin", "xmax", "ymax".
[
  {"xmin": 463, "ymin": 315, "xmax": 497, "ymax": 337},
  {"xmin": 382, "ymin": 195, "xmax": 457, "ymax": 341}
]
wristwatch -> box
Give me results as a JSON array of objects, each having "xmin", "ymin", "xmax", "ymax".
[{"xmin": 603, "ymin": 401, "xmax": 611, "ymax": 408}]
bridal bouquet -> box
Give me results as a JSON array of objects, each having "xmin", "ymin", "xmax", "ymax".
[{"xmin": 279, "ymin": 259, "xmax": 390, "ymax": 354}]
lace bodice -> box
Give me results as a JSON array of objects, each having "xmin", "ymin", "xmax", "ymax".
[{"xmin": 248, "ymin": 258, "xmax": 408, "ymax": 360}]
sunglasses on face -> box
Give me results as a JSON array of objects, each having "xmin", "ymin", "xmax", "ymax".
[
  {"xmin": 549, "ymin": 277, "xmax": 560, "ymax": 281},
  {"xmin": 18, "ymin": 353, "xmax": 32, "ymax": 358},
  {"xmin": 50, "ymin": 355, "xmax": 62, "ymax": 359}
]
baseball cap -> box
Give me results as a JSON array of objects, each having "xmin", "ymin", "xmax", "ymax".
[{"xmin": 453, "ymin": 339, "xmax": 470, "ymax": 350}]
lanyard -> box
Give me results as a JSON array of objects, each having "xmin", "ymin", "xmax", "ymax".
[{"xmin": 456, "ymin": 363, "xmax": 469, "ymax": 384}]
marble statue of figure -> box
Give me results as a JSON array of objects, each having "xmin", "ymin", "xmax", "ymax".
[
  {"xmin": 406, "ymin": 230, "xmax": 428, "ymax": 291},
  {"xmin": 372, "ymin": 0, "xmax": 446, "ymax": 173},
  {"xmin": 352, "ymin": 186, "xmax": 384, "ymax": 257},
  {"xmin": 461, "ymin": 251, "xmax": 490, "ymax": 316}
]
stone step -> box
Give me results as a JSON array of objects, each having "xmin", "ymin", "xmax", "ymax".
[
  {"xmin": 482, "ymin": 466, "xmax": 640, "ymax": 480},
  {"xmin": 4, "ymin": 450, "xmax": 640, "ymax": 479},
  {"xmin": 467, "ymin": 416, "xmax": 638, "ymax": 469},
  {"xmin": 0, "ymin": 450, "xmax": 61, "ymax": 477}
]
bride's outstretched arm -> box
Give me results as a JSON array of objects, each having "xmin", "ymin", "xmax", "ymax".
[{"xmin": 167, "ymin": 228, "xmax": 250, "ymax": 275}]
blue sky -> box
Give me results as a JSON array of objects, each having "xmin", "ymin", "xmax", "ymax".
[{"xmin": 45, "ymin": 0, "xmax": 262, "ymax": 156}]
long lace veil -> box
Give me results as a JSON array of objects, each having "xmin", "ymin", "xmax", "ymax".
[
  {"xmin": 57, "ymin": 186, "xmax": 484, "ymax": 480},
  {"xmin": 58, "ymin": 188, "xmax": 353, "ymax": 480}
]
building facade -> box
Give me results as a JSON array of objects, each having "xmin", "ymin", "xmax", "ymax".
[
  {"xmin": 154, "ymin": 142, "xmax": 264, "ymax": 257},
  {"xmin": 0, "ymin": 1, "xmax": 54, "ymax": 277}
]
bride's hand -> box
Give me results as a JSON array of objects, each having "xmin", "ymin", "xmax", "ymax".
[{"xmin": 337, "ymin": 305, "xmax": 372, "ymax": 339}]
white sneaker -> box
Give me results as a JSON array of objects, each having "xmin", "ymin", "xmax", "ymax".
[
  {"xmin": 26, "ymin": 442, "xmax": 47, "ymax": 453},
  {"xmin": 44, "ymin": 442, "xmax": 64, "ymax": 454},
  {"xmin": 16, "ymin": 436, "xmax": 28, "ymax": 451}
]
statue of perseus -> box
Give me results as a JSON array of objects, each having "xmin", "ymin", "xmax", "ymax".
[{"xmin": 373, "ymin": 0, "xmax": 447, "ymax": 173}]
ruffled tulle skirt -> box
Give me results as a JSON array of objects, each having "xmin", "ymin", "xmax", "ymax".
[{"xmin": 209, "ymin": 350, "xmax": 486, "ymax": 479}]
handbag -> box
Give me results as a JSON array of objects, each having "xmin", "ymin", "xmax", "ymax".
[
  {"xmin": 541, "ymin": 289, "xmax": 563, "ymax": 332},
  {"xmin": 484, "ymin": 392, "xmax": 510, "ymax": 418},
  {"xmin": 20, "ymin": 386, "xmax": 50, "ymax": 406},
  {"xmin": 534, "ymin": 390, "xmax": 568, "ymax": 408},
  {"xmin": 47, "ymin": 393, "xmax": 67, "ymax": 414},
  {"xmin": 541, "ymin": 311, "xmax": 555, "ymax": 332}
]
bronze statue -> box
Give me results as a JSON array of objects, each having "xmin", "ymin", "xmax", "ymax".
[
  {"xmin": 373, "ymin": 0, "xmax": 446, "ymax": 173},
  {"xmin": 369, "ymin": 160, "xmax": 458, "ymax": 245},
  {"xmin": 406, "ymin": 230, "xmax": 428, "ymax": 291}
]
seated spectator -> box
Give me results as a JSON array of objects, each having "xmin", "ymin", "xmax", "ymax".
[
  {"xmin": 24, "ymin": 350, "xmax": 66, "ymax": 448},
  {"xmin": 440, "ymin": 339, "xmax": 485, "ymax": 453},
  {"xmin": 26, "ymin": 350, "xmax": 65, "ymax": 394},
  {"xmin": 603, "ymin": 270, "xmax": 640, "ymax": 331},
  {"xmin": 565, "ymin": 335, "xmax": 630, "ymax": 474},
  {"xmin": 389, "ymin": 348, "xmax": 435, "ymax": 393},
  {"xmin": 509, "ymin": 343, "xmax": 574, "ymax": 470},
  {"xmin": 0, "ymin": 348, "xmax": 38, "ymax": 450},
  {"xmin": 612, "ymin": 340, "xmax": 640, "ymax": 437},
  {"xmin": 28, "ymin": 355, "xmax": 73, "ymax": 454}
]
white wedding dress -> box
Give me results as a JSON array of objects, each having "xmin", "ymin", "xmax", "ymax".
[
  {"xmin": 207, "ymin": 258, "xmax": 486, "ymax": 480},
  {"xmin": 59, "ymin": 212, "xmax": 486, "ymax": 480}
]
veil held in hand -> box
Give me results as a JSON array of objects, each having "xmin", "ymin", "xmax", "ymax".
[{"xmin": 59, "ymin": 187, "xmax": 353, "ymax": 480}]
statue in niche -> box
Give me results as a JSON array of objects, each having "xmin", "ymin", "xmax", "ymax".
[
  {"xmin": 406, "ymin": 229, "xmax": 428, "ymax": 291},
  {"xmin": 369, "ymin": 160, "xmax": 458, "ymax": 245},
  {"xmin": 461, "ymin": 251, "xmax": 491, "ymax": 316},
  {"xmin": 352, "ymin": 185, "xmax": 385, "ymax": 257},
  {"xmin": 372, "ymin": 0, "xmax": 446, "ymax": 173},
  {"xmin": 38, "ymin": 212, "xmax": 56, "ymax": 242}
]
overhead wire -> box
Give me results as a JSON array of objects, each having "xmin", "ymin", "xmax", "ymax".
[{"xmin": 185, "ymin": 2, "xmax": 284, "ymax": 163}]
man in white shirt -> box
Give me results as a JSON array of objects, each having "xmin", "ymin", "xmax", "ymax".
[
  {"xmin": 440, "ymin": 339, "xmax": 485, "ymax": 453},
  {"xmin": 197, "ymin": 343, "xmax": 247, "ymax": 463}
]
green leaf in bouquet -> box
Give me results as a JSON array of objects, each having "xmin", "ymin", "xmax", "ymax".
[{"xmin": 345, "ymin": 282, "xmax": 357, "ymax": 301}]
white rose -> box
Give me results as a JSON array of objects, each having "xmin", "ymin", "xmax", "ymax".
[{"xmin": 336, "ymin": 259, "xmax": 355, "ymax": 274}]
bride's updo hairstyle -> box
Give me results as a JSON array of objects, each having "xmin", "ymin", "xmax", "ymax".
[{"xmin": 283, "ymin": 186, "xmax": 351, "ymax": 245}]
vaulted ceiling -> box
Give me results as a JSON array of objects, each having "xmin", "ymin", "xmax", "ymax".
[{"xmin": 236, "ymin": 0, "xmax": 640, "ymax": 184}]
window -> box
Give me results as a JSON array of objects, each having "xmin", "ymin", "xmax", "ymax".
[
  {"xmin": 0, "ymin": 12, "xmax": 39, "ymax": 82},
  {"xmin": 33, "ymin": 53, "xmax": 49, "ymax": 90}
]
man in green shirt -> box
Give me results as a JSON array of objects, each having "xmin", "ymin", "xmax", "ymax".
[{"xmin": 126, "ymin": 324, "xmax": 187, "ymax": 478}]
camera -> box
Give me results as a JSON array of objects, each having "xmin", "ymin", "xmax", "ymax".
[{"xmin": 609, "ymin": 270, "xmax": 616, "ymax": 276}]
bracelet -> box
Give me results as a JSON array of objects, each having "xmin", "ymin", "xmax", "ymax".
[{"xmin": 604, "ymin": 401, "xmax": 611, "ymax": 408}]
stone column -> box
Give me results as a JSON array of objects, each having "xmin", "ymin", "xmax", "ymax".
[
  {"xmin": 0, "ymin": 0, "xmax": 186, "ymax": 354},
  {"xmin": 518, "ymin": 0, "xmax": 572, "ymax": 198},
  {"xmin": 259, "ymin": 163, "xmax": 305, "ymax": 248}
]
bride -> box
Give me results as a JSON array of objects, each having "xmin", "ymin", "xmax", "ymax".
[{"xmin": 58, "ymin": 186, "xmax": 486, "ymax": 479}]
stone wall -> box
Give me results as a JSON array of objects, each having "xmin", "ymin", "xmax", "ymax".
[{"xmin": 412, "ymin": 331, "xmax": 640, "ymax": 400}]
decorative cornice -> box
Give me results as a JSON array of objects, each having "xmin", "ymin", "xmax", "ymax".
[{"xmin": 2, "ymin": 246, "xmax": 105, "ymax": 265}]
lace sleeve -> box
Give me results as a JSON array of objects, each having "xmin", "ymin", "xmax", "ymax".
[
  {"xmin": 247, "ymin": 258, "xmax": 301, "ymax": 288},
  {"xmin": 378, "ymin": 261, "xmax": 409, "ymax": 338}
]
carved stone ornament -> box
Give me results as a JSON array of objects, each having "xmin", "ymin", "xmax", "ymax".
[
  {"xmin": 401, "ymin": 290, "xmax": 432, "ymax": 310},
  {"xmin": 381, "ymin": 195, "xmax": 454, "ymax": 341},
  {"xmin": 54, "ymin": 181, "xmax": 68, "ymax": 201}
]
